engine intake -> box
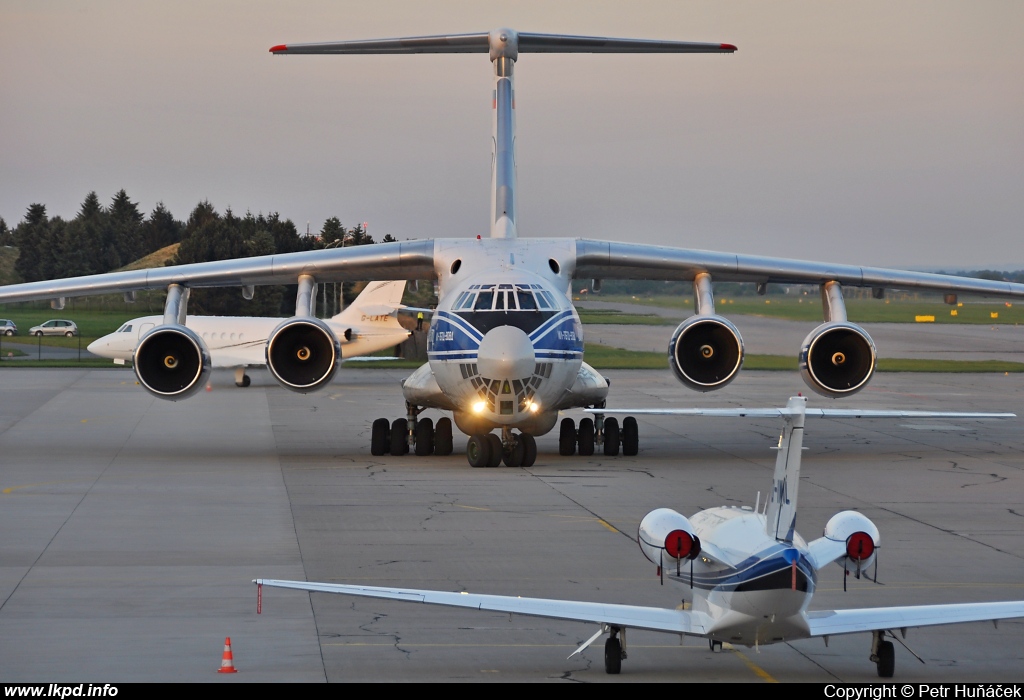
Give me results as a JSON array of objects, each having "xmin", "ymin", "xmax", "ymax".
[
  {"xmin": 638, "ymin": 508, "xmax": 701, "ymax": 565},
  {"xmin": 668, "ymin": 315, "xmax": 743, "ymax": 391},
  {"xmin": 133, "ymin": 324, "xmax": 211, "ymax": 400},
  {"xmin": 266, "ymin": 317, "xmax": 340, "ymax": 393},
  {"xmin": 823, "ymin": 510, "xmax": 879, "ymax": 572},
  {"xmin": 799, "ymin": 322, "xmax": 876, "ymax": 398}
]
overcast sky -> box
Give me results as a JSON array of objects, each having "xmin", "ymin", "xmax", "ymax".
[{"xmin": 2, "ymin": 1, "xmax": 1021, "ymax": 268}]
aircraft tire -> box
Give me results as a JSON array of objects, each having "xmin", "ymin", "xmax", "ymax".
[
  {"xmin": 434, "ymin": 417, "xmax": 453, "ymax": 456},
  {"xmin": 371, "ymin": 418, "xmax": 390, "ymax": 456},
  {"xmin": 466, "ymin": 434, "xmax": 490, "ymax": 467},
  {"xmin": 486, "ymin": 433, "xmax": 503, "ymax": 467},
  {"xmin": 578, "ymin": 418, "xmax": 595, "ymax": 456},
  {"xmin": 390, "ymin": 418, "xmax": 409, "ymax": 456},
  {"xmin": 603, "ymin": 417, "xmax": 620, "ymax": 456},
  {"xmin": 876, "ymin": 640, "xmax": 895, "ymax": 678},
  {"xmin": 415, "ymin": 418, "xmax": 434, "ymax": 456},
  {"xmin": 503, "ymin": 435, "xmax": 526, "ymax": 467},
  {"xmin": 520, "ymin": 433, "xmax": 537, "ymax": 467},
  {"xmin": 236, "ymin": 374, "xmax": 251, "ymax": 388},
  {"xmin": 604, "ymin": 637, "xmax": 622, "ymax": 675},
  {"xmin": 558, "ymin": 418, "xmax": 576, "ymax": 456},
  {"xmin": 623, "ymin": 417, "xmax": 639, "ymax": 456}
]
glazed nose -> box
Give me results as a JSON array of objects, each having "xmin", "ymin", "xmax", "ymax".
[{"xmin": 476, "ymin": 325, "xmax": 535, "ymax": 379}]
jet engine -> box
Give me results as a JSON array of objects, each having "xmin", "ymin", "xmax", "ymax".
[
  {"xmin": 799, "ymin": 322, "xmax": 876, "ymax": 398},
  {"xmin": 266, "ymin": 317, "xmax": 341, "ymax": 393},
  {"xmin": 638, "ymin": 508, "xmax": 701, "ymax": 566},
  {"xmin": 133, "ymin": 324, "xmax": 211, "ymax": 401},
  {"xmin": 823, "ymin": 510, "xmax": 879, "ymax": 573},
  {"xmin": 668, "ymin": 315, "xmax": 744, "ymax": 391}
]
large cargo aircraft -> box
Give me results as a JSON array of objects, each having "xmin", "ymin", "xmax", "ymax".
[{"xmin": 2, "ymin": 29, "xmax": 1024, "ymax": 467}]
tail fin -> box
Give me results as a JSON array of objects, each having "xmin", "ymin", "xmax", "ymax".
[
  {"xmin": 766, "ymin": 396, "xmax": 806, "ymax": 543},
  {"xmin": 332, "ymin": 281, "xmax": 406, "ymax": 326}
]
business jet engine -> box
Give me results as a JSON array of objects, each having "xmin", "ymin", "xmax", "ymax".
[
  {"xmin": 133, "ymin": 324, "xmax": 211, "ymax": 400},
  {"xmin": 638, "ymin": 508, "xmax": 702, "ymax": 566},
  {"xmin": 668, "ymin": 315, "xmax": 744, "ymax": 391},
  {"xmin": 266, "ymin": 317, "xmax": 341, "ymax": 393},
  {"xmin": 823, "ymin": 510, "xmax": 880, "ymax": 574},
  {"xmin": 799, "ymin": 322, "xmax": 877, "ymax": 398}
]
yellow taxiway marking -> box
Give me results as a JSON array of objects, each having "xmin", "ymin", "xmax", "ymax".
[
  {"xmin": 724, "ymin": 644, "xmax": 778, "ymax": 683},
  {"xmin": 452, "ymin": 504, "xmax": 491, "ymax": 512},
  {"xmin": 596, "ymin": 518, "xmax": 620, "ymax": 534},
  {"xmin": 2, "ymin": 481, "xmax": 64, "ymax": 495}
]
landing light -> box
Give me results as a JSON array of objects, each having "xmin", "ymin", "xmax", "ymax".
[
  {"xmin": 472, "ymin": 401, "xmax": 487, "ymax": 414},
  {"xmin": 527, "ymin": 401, "xmax": 540, "ymax": 413}
]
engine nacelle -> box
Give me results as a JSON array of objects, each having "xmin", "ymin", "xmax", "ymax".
[
  {"xmin": 799, "ymin": 322, "xmax": 876, "ymax": 398},
  {"xmin": 668, "ymin": 315, "xmax": 744, "ymax": 391},
  {"xmin": 266, "ymin": 317, "xmax": 341, "ymax": 393},
  {"xmin": 133, "ymin": 324, "xmax": 211, "ymax": 401},
  {"xmin": 638, "ymin": 508, "xmax": 701, "ymax": 566},
  {"xmin": 823, "ymin": 510, "xmax": 880, "ymax": 572}
]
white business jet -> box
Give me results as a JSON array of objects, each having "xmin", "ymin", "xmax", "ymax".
[
  {"xmin": 255, "ymin": 397, "xmax": 1023, "ymax": 677},
  {"xmin": 87, "ymin": 280, "xmax": 412, "ymax": 387},
  {"xmin": 4, "ymin": 30, "xmax": 1024, "ymax": 468}
]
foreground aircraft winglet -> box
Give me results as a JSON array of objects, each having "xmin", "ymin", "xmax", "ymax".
[{"xmin": 256, "ymin": 398, "xmax": 1021, "ymax": 677}]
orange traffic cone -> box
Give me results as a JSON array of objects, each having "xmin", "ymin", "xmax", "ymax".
[{"xmin": 217, "ymin": 636, "xmax": 238, "ymax": 673}]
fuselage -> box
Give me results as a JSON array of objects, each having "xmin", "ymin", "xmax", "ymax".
[
  {"xmin": 677, "ymin": 506, "xmax": 816, "ymax": 646},
  {"xmin": 89, "ymin": 315, "xmax": 408, "ymax": 368},
  {"xmin": 405, "ymin": 238, "xmax": 608, "ymax": 436}
]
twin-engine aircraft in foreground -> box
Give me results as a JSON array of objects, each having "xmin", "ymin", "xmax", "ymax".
[
  {"xmin": 87, "ymin": 280, "xmax": 411, "ymax": 388},
  {"xmin": 3, "ymin": 30, "xmax": 1024, "ymax": 467},
  {"xmin": 255, "ymin": 397, "xmax": 1024, "ymax": 677}
]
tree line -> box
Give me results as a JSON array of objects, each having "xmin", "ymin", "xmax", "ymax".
[{"xmin": 1, "ymin": 191, "xmax": 395, "ymax": 315}]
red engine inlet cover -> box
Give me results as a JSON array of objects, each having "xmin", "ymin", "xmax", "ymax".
[
  {"xmin": 665, "ymin": 530, "xmax": 698, "ymax": 560},
  {"xmin": 846, "ymin": 531, "xmax": 875, "ymax": 561}
]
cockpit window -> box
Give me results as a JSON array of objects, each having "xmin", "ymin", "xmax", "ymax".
[
  {"xmin": 517, "ymin": 289, "xmax": 537, "ymax": 310},
  {"xmin": 475, "ymin": 291, "xmax": 494, "ymax": 310}
]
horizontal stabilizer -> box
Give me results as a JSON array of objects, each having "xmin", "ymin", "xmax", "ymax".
[{"xmin": 271, "ymin": 31, "xmax": 735, "ymax": 56}]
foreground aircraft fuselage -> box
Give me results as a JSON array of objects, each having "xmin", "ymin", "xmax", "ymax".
[
  {"xmin": 4, "ymin": 29, "xmax": 1024, "ymax": 467},
  {"xmin": 256, "ymin": 398, "xmax": 1024, "ymax": 677}
]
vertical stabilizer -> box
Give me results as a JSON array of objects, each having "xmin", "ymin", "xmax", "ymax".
[
  {"xmin": 332, "ymin": 280, "xmax": 406, "ymax": 327},
  {"xmin": 489, "ymin": 29, "xmax": 518, "ymax": 239},
  {"xmin": 766, "ymin": 396, "xmax": 806, "ymax": 543}
]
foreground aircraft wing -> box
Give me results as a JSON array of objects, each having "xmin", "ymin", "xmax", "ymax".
[
  {"xmin": 807, "ymin": 601, "xmax": 1024, "ymax": 638},
  {"xmin": 573, "ymin": 240, "xmax": 1024, "ymax": 300},
  {"xmin": 253, "ymin": 578, "xmax": 712, "ymax": 636},
  {"xmin": 589, "ymin": 407, "xmax": 1016, "ymax": 419}
]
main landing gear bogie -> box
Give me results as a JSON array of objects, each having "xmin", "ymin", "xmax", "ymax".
[
  {"xmin": 371, "ymin": 404, "xmax": 534, "ymax": 466},
  {"xmin": 558, "ymin": 412, "xmax": 640, "ymax": 459}
]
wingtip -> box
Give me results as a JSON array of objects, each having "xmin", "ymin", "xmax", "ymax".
[
  {"xmin": 269, "ymin": 44, "xmax": 288, "ymax": 54},
  {"xmin": 720, "ymin": 43, "xmax": 737, "ymax": 52}
]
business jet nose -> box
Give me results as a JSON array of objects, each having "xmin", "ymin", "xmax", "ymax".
[
  {"xmin": 87, "ymin": 337, "xmax": 107, "ymax": 355},
  {"xmin": 476, "ymin": 325, "xmax": 535, "ymax": 379}
]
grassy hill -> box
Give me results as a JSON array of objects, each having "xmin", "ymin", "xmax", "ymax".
[{"xmin": 116, "ymin": 243, "xmax": 179, "ymax": 271}]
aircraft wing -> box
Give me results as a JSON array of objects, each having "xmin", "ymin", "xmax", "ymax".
[
  {"xmin": 253, "ymin": 578, "xmax": 713, "ymax": 637},
  {"xmin": 0, "ymin": 240, "xmax": 436, "ymax": 305},
  {"xmin": 573, "ymin": 239, "xmax": 1024, "ymax": 299},
  {"xmin": 806, "ymin": 601, "xmax": 1024, "ymax": 638}
]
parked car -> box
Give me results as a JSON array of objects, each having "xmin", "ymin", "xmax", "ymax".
[
  {"xmin": 0, "ymin": 319, "xmax": 16, "ymax": 336},
  {"xmin": 29, "ymin": 319, "xmax": 78, "ymax": 337}
]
